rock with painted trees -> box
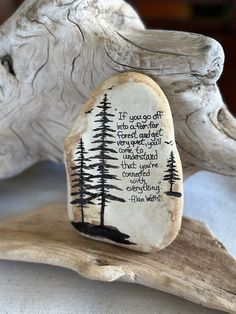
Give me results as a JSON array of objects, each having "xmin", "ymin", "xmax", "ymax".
[{"xmin": 64, "ymin": 72, "xmax": 183, "ymax": 252}]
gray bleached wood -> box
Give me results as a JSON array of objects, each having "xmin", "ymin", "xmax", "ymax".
[
  {"xmin": 0, "ymin": 1, "xmax": 234, "ymax": 310},
  {"xmin": 0, "ymin": 204, "xmax": 235, "ymax": 313},
  {"xmin": 0, "ymin": 0, "xmax": 235, "ymax": 179}
]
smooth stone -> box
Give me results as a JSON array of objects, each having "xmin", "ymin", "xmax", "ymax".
[{"xmin": 64, "ymin": 72, "xmax": 183, "ymax": 252}]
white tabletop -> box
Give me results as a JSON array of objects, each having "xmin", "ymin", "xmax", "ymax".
[{"xmin": 0, "ymin": 161, "xmax": 234, "ymax": 314}]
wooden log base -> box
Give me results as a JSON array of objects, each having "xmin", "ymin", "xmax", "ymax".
[{"xmin": 0, "ymin": 204, "xmax": 235, "ymax": 313}]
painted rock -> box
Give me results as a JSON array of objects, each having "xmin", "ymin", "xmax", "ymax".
[{"xmin": 64, "ymin": 72, "xmax": 183, "ymax": 252}]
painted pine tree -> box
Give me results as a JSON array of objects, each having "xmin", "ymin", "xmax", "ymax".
[
  {"xmin": 71, "ymin": 94, "xmax": 134, "ymax": 245},
  {"xmin": 163, "ymin": 151, "xmax": 182, "ymax": 198},
  {"xmin": 70, "ymin": 138, "xmax": 95, "ymax": 223},
  {"xmin": 90, "ymin": 93, "xmax": 125, "ymax": 226}
]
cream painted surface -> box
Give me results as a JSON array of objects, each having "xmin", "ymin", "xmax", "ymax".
[{"xmin": 66, "ymin": 73, "xmax": 183, "ymax": 252}]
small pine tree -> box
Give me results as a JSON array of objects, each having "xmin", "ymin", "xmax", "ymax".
[
  {"xmin": 90, "ymin": 93, "xmax": 125, "ymax": 226},
  {"xmin": 71, "ymin": 138, "xmax": 95, "ymax": 223},
  {"xmin": 163, "ymin": 151, "xmax": 181, "ymax": 194}
]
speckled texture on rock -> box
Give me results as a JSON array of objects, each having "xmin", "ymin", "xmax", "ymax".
[{"xmin": 65, "ymin": 73, "xmax": 183, "ymax": 252}]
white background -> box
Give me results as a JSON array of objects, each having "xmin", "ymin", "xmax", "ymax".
[{"xmin": 0, "ymin": 161, "xmax": 235, "ymax": 314}]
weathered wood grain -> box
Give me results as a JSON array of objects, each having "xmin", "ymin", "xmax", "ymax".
[
  {"xmin": 0, "ymin": 0, "xmax": 235, "ymax": 179},
  {"xmin": 0, "ymin": 204, "xmax": 235, "ymax": 313}
]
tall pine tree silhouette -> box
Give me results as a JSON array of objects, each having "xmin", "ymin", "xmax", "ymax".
[
  {"xmin": 90, "ymin": 93, "xmax": 125, "ymax": 226},
  {"xmin": 163, "ymin": 151, "xmax": 182, "ymax": 198},
  {"xmin": 71, "ymin": 94, "xmax": 135, "ymax": 246},
  {"xmin": 70, "ymin": 138, "xmax": 95, "ymax": 223}
]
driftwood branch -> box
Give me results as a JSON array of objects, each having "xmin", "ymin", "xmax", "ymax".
[
  {"xmin": 0, "ymin": 0, "xmax": 235, "ymax": 179},
  {"xmin": 0, "ymin": 204, "xmax": 235, "ymax": 313},
  {"xmin": 0, "ymin": 1, "xmax": 235, "ymax": 310}
]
